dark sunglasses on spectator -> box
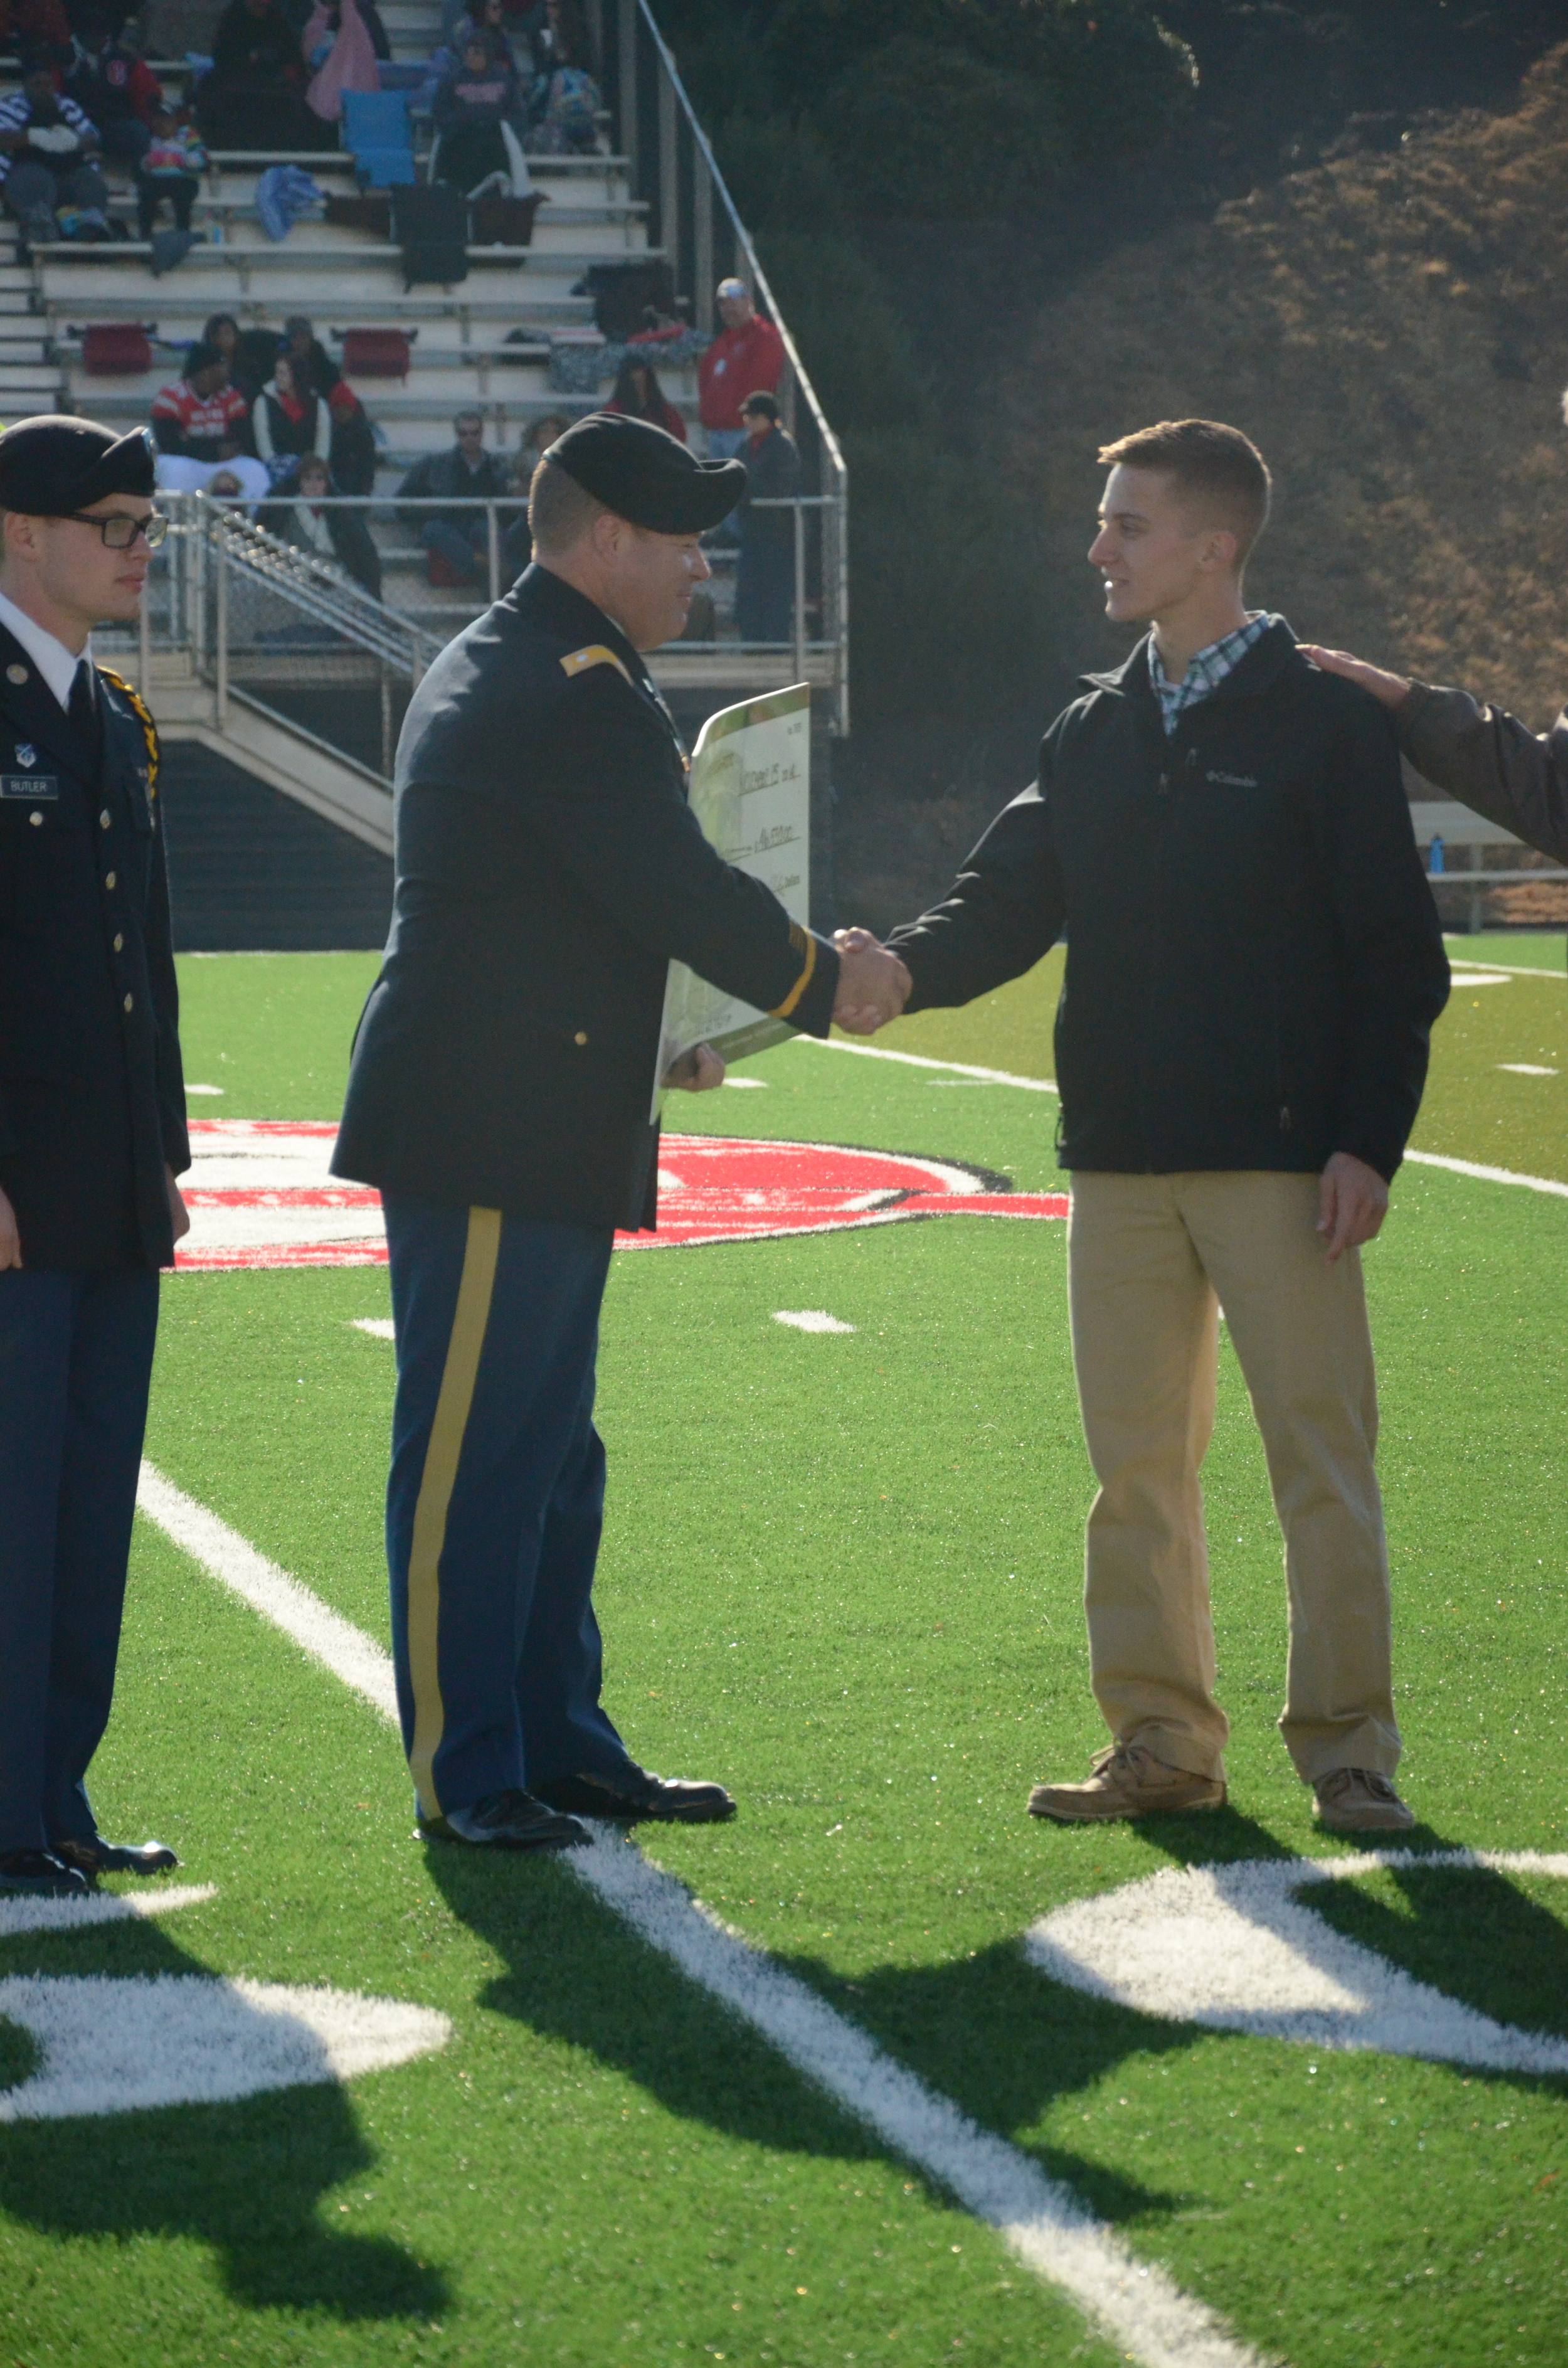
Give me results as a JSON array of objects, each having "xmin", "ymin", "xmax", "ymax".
[{"xmin": 60, "ymin": 511, "xmax": 170, "ymax": 550}]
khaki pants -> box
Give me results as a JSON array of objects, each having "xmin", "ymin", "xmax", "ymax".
[{"xmin": 1067, "ymin": 1171, "xmax": 1399, "ymax": 1787}]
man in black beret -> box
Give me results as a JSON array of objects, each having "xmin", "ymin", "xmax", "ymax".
[
  {"xmin": 333, "ymin": 412, "xmax": 909, "ymax": 1852},
  {"xmin": 0, "ymin": 416, "xmax": 190, "ymax": 1895}
]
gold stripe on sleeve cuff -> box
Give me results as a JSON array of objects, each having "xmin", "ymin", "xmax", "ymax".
[{"xmin": 770, "ymin": 926, "xmax": 817, "ymax": 1022}]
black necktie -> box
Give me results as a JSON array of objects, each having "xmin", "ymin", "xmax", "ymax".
[{"xmin": 68, "ymin": 661, "xmax": 101, "ymax": 765}]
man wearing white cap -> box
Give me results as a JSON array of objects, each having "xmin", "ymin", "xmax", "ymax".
[{"xmin": 698, "ymin": 277, "xmax": 785, "ymax": 462}]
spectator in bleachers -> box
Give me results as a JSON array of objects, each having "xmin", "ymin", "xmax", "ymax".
[
  {"xmin": 433, "ymin": 36, "xmax": 522, "ymax": 191},
  {"xmin": 252, "ymin": 348, "xmax": 331, "ymax": 481},
  {"xmin": 442, "ymin": 0, "xmax": 516, "ymax": 67},
  {"xmin": 495, "ymin": 410, "xmax": 566, "ymax": 574},
  {"xmin": 61, "ymin": 9, "xmax": 161, "ymax": 167},
  {"xmin": 521, "ymin": 0, "xmax": 598, "ymax": 152},
  {"xmin": 327, "ymin": 376, "xmax": 377, "ymax": 494},
  {"xmin": 734, "ymin": 390, "xmax": 801, "ymax": 645},
  {"xmin": 604, "ymin": 353, "xmax": 686, "ymax": 443},
  {"xmin": 199, "ymin": 0, "xmax": 322, "ymax": 152},
  {"xmin": 0, "ymin": 63, "xmax": 109, "ymax": 245},
  {"xmin": 0, "ymin": 0, "xmax": 71, "ymax": 53},
  {"xmin": 201, "ymin": 310, "xmax": 269, "ymax": 407},
  {"xmin": 522, "ymin": 0, "xmax": 595, "ymax": 78},
  {"xmin": 698, "ymin": 278, "xmax": 785, "ymax": 460},
  {"xmin": 260, "ymin": 452, "xmax": 382, "ymax": 598},
  {"xmin": 150, "ymin": 338, "xmax": 271, "ymax": 500},
  {"xmin": 397, "ymin": 407, "xmax": 509, "ymax": 585},
  {"xmin": 280, "ymin": 312, "xmax": 340, "ymax": 401},
  {"xmin": 135, "ymin": 101, "xmax": 206, "ymax": 237}
]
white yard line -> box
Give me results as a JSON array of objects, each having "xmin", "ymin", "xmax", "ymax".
[
  {"xmin": 802, "ymin": 1038, "xmax": 1568, "ymax": 1202},
  {"xmin": 136, "ymin": 1463, "xmax": 399, "ymax": 1722},
  {"xmin": 799, "ymin": 1038, "xmax": 1059, "ymax": 1091},
  {"xmin": 133, "ymin": 1463, "xmax": 1261, "ymax": 2368},
  {"xmin": 1404, "ymin": 1149, "xmax": 1568, "ymax": 1201}
]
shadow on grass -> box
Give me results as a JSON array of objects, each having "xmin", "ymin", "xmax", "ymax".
[
  {"xmin": 0, "ymin": 1910, "xmax": 448, "ymax": 2324},
  {"xmin": 425, "ymin": 1836, "xmax": 1197, "ymax": 2222}
]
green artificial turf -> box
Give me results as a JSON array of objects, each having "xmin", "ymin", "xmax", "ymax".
[
  {"xmin": 4, "ymin": 949, "xmax": 1565, "ymax": 2368},
  {"xmin": 1444, "ymin": 932, "xmax": 1565, "ymax": 975}
]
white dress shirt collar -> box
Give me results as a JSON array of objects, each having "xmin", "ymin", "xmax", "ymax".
[{"xmin": 0, "ymin": 585, "xmax": 90, "ymax": 712}]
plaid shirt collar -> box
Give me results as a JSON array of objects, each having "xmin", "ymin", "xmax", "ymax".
[{"xmin": 1148, "ymin": 611, "xmax": 1271, "ymax": 735}]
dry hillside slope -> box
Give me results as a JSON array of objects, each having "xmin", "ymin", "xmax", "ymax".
[{"xmin": 1007, "ymin": 41, "xmax": 1568, "ymax": 729}]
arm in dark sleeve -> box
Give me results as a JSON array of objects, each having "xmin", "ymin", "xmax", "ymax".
[
  {"xmin": 1325, "ymin": 693, "xmax": 1450, "ymax": 1181},
  {"xmin": 884, "ymin": 746, "xmax": 1067, "ymax": 1011},
  {"xmin": 151, "ymin": 410, "xmax": 184, "ymax": 455},
  {"xmin": 1397, "ymin": 682, "xmax": 1568, "ymax": 864},
  {"xmin": 396, "ymin": 452, "xmax": 435, "ymax": 527},
  {"xmin": 147, "ymin": 808, "xmax": 189, "ymax": 1174},
  {"xmin": 411, "ymin": 669, "xmax": 840, "ymax": 1034}
]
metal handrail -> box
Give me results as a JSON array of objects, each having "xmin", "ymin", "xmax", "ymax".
[{"xmin": 633, "ymin": 0, "xmax": 850, "ymax": 731}]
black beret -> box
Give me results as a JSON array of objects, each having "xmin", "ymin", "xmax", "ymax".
[
  {"xmin": 0, "ymin": 416, "xmax": 156, "ymax": 517},
  {"xmin": 548, "ymin": 411, "xmax": 745, "ymax": 534}
]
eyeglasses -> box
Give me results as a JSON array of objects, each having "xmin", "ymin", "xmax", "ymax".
[{"xmin": 59, "ymin": 510, "xmax": 169, "ymax": 550}]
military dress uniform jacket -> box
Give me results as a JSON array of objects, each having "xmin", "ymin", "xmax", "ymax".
[
  {"xmin": 0, "ymin": 626, "xmax": 189, "ymax": 1270},
  {"xmin": 332, "ymin": 565, "xmax": 839, "ymax": 1231}
]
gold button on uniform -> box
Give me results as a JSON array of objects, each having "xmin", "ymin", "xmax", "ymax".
[
  {"xmin": 6, "ymin": 663, "xmax": 26, "ymax": 684},
  {"xmin": 123, "ymin": 994, "xmax": 134, "ymax": 1013},
  {"xmin": 574, "ymin": 1030, "xmax": 588, "ymax": 1046},
  {"xmin": 99, "ymin": 809, "xmax": 111, "ymax": 830},
  {"xmin": 29, "ymin": 810, "xmax": 42, "ymax": 826},
  {"xmin": 113, "ymin": 932, "xmax": 124, "ymax": 952},
  {"xmin": 104, "ymin": 870, "xmax": 115, "ymax": 889}
]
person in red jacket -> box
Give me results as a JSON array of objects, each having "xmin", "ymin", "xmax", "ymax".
[{"xmin": 697, "ymin": 276, "xmax": 784, "ymax": 460}]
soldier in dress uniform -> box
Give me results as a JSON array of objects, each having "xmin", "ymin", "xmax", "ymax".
[
  {"xmin": 0, "ymin": 416, "xmax": 189, "ymax": 1897},
  {"xmin": 332, "ymin": 412, "xmax": 906, "ymax": 1852}
]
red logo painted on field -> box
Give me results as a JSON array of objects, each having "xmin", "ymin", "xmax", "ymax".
[{"xmin": 176, "ymin": 1122, "xmax": 1067, "ymax": 1270}]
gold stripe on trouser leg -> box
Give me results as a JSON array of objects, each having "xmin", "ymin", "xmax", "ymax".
[{"xmin": 407, "ymin": 1206, "xmax": 503, "ymax": 1820}]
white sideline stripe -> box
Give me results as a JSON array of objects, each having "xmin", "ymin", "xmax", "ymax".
[
  {"xmin": 800, "ymin": 1038, "xmax": 1058, "ymax": 1092},
  {"xmin": 0, "ymin": 1885, "xmax": 216, "ymax": 1940},
  {"xmin": 772, "ymin": 1309, "xmax": 856, "ymax": 1334},
  {"xmin": 1498, "ymin": 1063, "xmax": 1559, "ymax": 1076},
  {"xmin": 135, "ymin": 1467, "xmax": 1259, "ymax": 2368},
  {"xmin": 1404, "ymin": 1149, "xmax": 1568, "ymax": 1200},
  {"xmin": 352, "ymin": 1317, "xmax": 396, "ymax": 1340},
  {"xmin": 135, "ymin": 1463, "xmax": 400, "ymax": 1723}
]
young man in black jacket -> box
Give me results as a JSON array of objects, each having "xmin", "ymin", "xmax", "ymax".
[{"xmin": 877, "ymin": 418, "xmax": 1450, "ymax": 1832}]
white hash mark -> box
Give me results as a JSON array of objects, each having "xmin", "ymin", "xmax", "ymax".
[{"xmin": 773, "ymin": 1310, "xmax": 856, "ymax": 1334}]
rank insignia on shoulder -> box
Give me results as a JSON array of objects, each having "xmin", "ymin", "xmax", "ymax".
[
  {"xmin": 14, "ymin": 742, "xmax": 35, "ymax": 768},
  {"xmin": 561, "ymin": 643, "xmax": 634, "ymax": 688}
]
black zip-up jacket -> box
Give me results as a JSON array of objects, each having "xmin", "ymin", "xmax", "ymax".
[{"xmin": 889, "ymin": 622, "xmax": 1449, "ymax": 1183}]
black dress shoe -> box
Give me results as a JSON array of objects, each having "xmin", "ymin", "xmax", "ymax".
[
  {"xmin": 418, "ymin": 1788, "xmax": 589, "ymax": 1850},
  {"xmin": 52, "ymin": 1836, "xmax": 179, "ymax": 1878},
  {"xmin": 532, "ymin": 1768, "xmax": 736, "ymax": 1823},
  {"xmin": 0, "ymin": 1848, "xmax": 90, "ymax": 1896}
]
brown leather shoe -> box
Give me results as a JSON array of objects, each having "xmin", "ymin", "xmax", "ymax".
[
  {"xmin": 1029, "ymin": 1743, "xmax": 1226, "ymax": 1824},
  {"xmin": 1313, "ymin": 1768, "xmax": 1414, "ymax": 1833}
]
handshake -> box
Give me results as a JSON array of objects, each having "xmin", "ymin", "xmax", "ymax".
[{"xmin": 831, "ymin": 927, "xmax": 912, "ymax": 1035}]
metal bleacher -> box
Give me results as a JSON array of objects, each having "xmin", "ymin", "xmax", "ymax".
[{"xmin": 3, "ymin": 4, "xmax": 848, "ymax": 696}]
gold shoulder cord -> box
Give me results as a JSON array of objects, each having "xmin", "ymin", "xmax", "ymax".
[{"xmin": 96, "ymin": 666, "xmax": 161, "ymax": 799}]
